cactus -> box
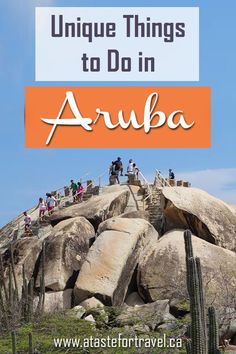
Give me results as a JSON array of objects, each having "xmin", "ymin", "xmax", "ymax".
[
  {"xmin": 10, "ymin": 244, "xmax": 19, "ymax": 302},
  {"xmin": 28, "ymin": 332, "xmax": 33, "ymax": 354},
  {"xmin": 0, "ymin": 255, "xmax": 8, "ymax": 302},
  {"xmin": 0, "ymin": 241, "xmax": 47, "ymax": 333},
  {"xmin": 196, "ymin": 257, "xmax": 208, "ymax": 353},
  {"xmin": 37, "ymin": 242, "xmax": 46, "ymax": 314},
  {"xmin": 208, "ymin": 306, "xmax": 220, "ymax": 354},
  {"xmin": 184, "ymin": 229, "xmax": 194, "ymax": 294},
  {"xmin": 28, "ymin": 279, "xmax": 34, "ymax": 322},
  {"xmin": 186, "ymin": 341, "xmax": 192, "ymax": 354},
  {"xmin": 8, "ymin": 265, "xmax": 14, "ymax": 311},
  {"xmin": 11, "ymin": 330, "xmax": 17, "ymax": 354},
  {"xmin": 187, "ymin": 257, "xmax": 202, "ymax": 354},
  {"xmin": 184, "ymin": 230, "xmax": 220, "ymax": 354}
]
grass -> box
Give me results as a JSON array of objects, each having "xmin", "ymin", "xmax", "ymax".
[{"xmin": 0, "ymin": 312, "xmax": 188, "ymax": 353}]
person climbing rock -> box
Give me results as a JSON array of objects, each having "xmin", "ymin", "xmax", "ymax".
[
  {"xmin": 70, "ymin": 179, "xmax": 78, "ymax": 202},
  {"xmin": 76, "ymin": 182, "xmax": 84, "ymax": 202},
  {"xmin": 46, "ymin": 193, "xmax": 57, "ymax": 215},
  {"xmin": 35, "ymin": 197, "xmax": 47, "ymax": 221},
  {"xmin": 23, "ymin": 211, "xmax": 32, "ymax": 235}
]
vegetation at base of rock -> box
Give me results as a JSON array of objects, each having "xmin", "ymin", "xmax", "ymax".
[
  {"xmin": 0, "ymin": 242, "xmax": 46, "ymax": 333},
  {"xmin": 0, "ymin": 312, "xmax": 187, "ymax": 354}
]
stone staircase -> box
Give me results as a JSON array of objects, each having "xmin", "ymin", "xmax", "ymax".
[
  {"xmin": 124, "ymin": 184, "xmax": 164, "ymax": 234},
  {"xmin": 145, "ymin": 187, "xmax": 163, "ymax": 234},
  {"xmin": 82, "ymin": 191, "xmax": 94, "ymax": 202},
  {"xmin": 124, "ymin": 185, "xmax": 145, "ymax": 213}
]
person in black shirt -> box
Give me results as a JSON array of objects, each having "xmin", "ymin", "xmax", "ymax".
[{"xmin": 169, "ymin": 169, "xmax": 175, "ymax": 180}]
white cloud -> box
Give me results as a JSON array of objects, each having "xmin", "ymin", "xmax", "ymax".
[
  {"xmin": 177, "ymin": 168, "xmax": 236, "ymax": 205},
  {"xmin": 145, "ymin": 168, "xmax": 236, "ymax": 205}
]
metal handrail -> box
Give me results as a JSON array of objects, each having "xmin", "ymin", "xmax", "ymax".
[
  {"xmin": 139, "ymin": 170, "xmax": 153, "ymax": 206},
  {"xmin": 155, "ymin": 169, "xmax": 172, "ymax": 188}
]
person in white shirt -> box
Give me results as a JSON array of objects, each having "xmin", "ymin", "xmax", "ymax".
[
  {"xmin": 46, "ymin": 193, "xmax": 57, "ymax": 215},
  {"xmin": 127, "ymin": 159, "xmax": 134, "ymax": 174},
  {"xmin": 133, "ymin": 163, "xmax": 140, "ymax": 179},
  {"xmin": 35, "ymin": 197, "xmax": 47, "ymax": 221}
]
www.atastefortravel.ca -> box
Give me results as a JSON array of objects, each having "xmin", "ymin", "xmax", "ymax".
[
  {"xmin": 41, "ymin": 90, "xmax": 194, "ymax": 145},
  {"xmin": 53, "ymin": 333, "xmax": 183, "ymax": 349}
]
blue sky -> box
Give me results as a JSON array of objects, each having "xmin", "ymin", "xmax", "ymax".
[{"xmin": 0, "ymin": 0, "xmax": 236, "ymax": 227}]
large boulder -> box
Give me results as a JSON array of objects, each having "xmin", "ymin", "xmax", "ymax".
[
  {"xmin": 120, "ymin": 210, "xmax": 149, "ymax": 221},
  {"xmin": 74, "ymin": 217, "xmax": 159, "ymax": 306},
  {"xmin": 161, "ymin": 187, "xmax": 236, "ymax": 250},
  {"xmin": 115, "ymin": 300, "xmax": 175, "ymax": 330},
  {"xmin": 125, "ymin": 292, "xmax": 145, "ymax": 306},
  {"xmin": 2, "ymin": 238, "xmax": 42, "ymax": 294},
  {"xmin": 138, "ymin": 230, "xmax": 236, "ymax": 315},
  {"xmin": 36, "ymin": 217, "xmax": 95, "ymax": 291},
  {"xmin": 34, "ymin": 289, "xmax": 72, "ymax": 313},
  {"xmin": 50, "ymin": 188, "xmax": 130, "ymax": 229}
]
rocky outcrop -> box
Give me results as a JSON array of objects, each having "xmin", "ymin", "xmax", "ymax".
[
  {"xmin": 138, "ymin": 230, "xmax": 236, "ymax": 311},
  {"xmin": 2, "ymin": 237, "xmax": 42, "ymax": 294},
  {"xmin": 0, "ymin": 208, "xmax": 51, "ymax": 251},
  {"xmin": 34, "ymin": 289, "xmax": 72, "ymax": 313},
  {"xmin": 36, "ymin": 217, "xmax": 95, "ymax": 291},
  {"xmin": 125, "ymin": 292, "xmax": 145, "ymax": 306},
  {"xmin": 120, "ymin": 210, "xmax": 149, "ymax": 221},
  {"xmin": 50, "ymin": 189, "xmax": 130, "ymax": 229},
  {"xmin": 115, "ymin": 300, "xmax": 175, "ymax": 330},
  {"xmin": 74, "ymin": 217, "xmax": 159, "ymax": 306},
  {"xmin": 79, "ymin": 297, "xmax": 105, "ymax": 310},
  {"xmin": 161, "ymin": 187, "xmax": 236, "ymax": 250}
]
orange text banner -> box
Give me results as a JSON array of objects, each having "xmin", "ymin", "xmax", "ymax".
[{"xmin": 25, "ymin": 86, "xmax": 210, "ymax": 148}]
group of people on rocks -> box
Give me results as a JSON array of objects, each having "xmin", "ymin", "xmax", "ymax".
[
  {"xmin": 109, "ymin": 157, "xmax": 139, "ymax": 184},
  {"xmin": 23, "ymin": 164, "xmax": 176, "ymax": 235},
  {"xmin": 23, "ymin": 192, "xmax": 58, "ymax": 234},
  {"xmin": 70, "ymin": 180, "xmax": 84, "ymax": 202},
  {"xmin": 109, "ymin": 157, "xmax": 140, "ymax": 184},
  {"xmin": 23, "ymin": 180, "xmax": 85, "ymax": 235},
  {"xmin": 109, "ymin": 157, "xmax": 175, "ymax": 185}
]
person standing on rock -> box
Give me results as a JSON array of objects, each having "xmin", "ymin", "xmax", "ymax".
[
  {"xmin": 46, "ymin": 193, "xmax": 57, "ymax": 215},
  {"xmin": 76, "ymin": 182, "xmax": 84, "ymax": 202},
  {"xmin": 127, "ymin": 159, "xmax": 134, "ymax": 175},
  {"xmin": 35, "ymin": 197, "xmax": 47, "ymax": 221},
  {"xmin": 70, "ymin": 179, "xmax": 77, "ymax": 202},
  {"xmin": 169, "ymin": 169, "xmax": 175, "ymax": 180},
  {"xmin": 113, "ymin": 157, "xmax": 123, "ymax": 184},
  {"xmin": 133, "ymin": 163, "xmax": 140, "ymax": 180}
]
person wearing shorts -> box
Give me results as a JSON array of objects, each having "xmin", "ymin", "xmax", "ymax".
[
  {"xmin": 35, "ymin": 197, "xmax": 47, "ymax": 221},
  {"xmin": 46, "ymin": 193, "xmax": 57, "ymax": 214}
]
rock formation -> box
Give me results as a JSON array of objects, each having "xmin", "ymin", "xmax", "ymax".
[
  {"xmin": 50, "ymin": 188, "xmax": 130, "ymax": 229},
  {"xmin": 74, "ymin": 217, "xmax": 159, "ymax": 305},
  {"xmin": 161, "ymin": 187, "xmax": 236, "ymax": 250},
  {"xmin": 138, "ymin": 230, "xmax": 236, "ymax": 312},
  {"xmin": 36, "ymin": 217, "xmax": 95, "ymax": 291}
]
